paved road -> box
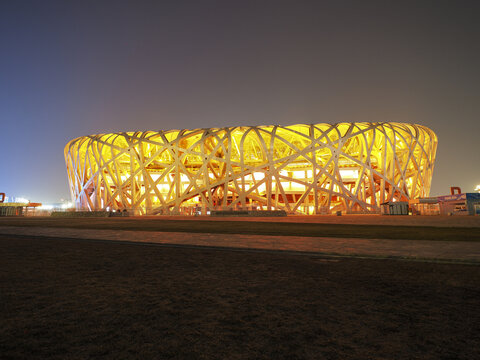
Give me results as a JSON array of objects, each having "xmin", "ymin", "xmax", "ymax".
[{"xmin": 1, "ymin": 226, "xmax": 479, "ymax": 262}]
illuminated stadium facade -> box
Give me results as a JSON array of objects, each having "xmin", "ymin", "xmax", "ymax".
[{"xmin": 65, "ymin": 122, "xmax": 437, "ymax": 215}]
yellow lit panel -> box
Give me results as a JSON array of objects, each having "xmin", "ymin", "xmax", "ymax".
[{"xmin": 64, "ymin": 122, "xmax": 437, "ymax": 215}]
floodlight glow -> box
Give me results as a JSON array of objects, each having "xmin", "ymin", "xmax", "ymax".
[
  {"xmin": 39, "ymin": 205, "xmax": 54, "ymax": 210},
  {"xmin": 61, "ymin": 202, "xmax": 73, "ymax": 209}
]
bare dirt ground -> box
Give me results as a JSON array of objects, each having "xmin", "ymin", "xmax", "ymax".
[{"xmin": 1, "ymin": 234, "xmax": 479, "ymax": 360}]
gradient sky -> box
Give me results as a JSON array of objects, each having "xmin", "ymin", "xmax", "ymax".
[{"xmin": 1, "ymin": 0, "xmax": 479, "ymax": 203}]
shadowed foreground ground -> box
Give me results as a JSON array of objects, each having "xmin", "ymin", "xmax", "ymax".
[{"xmin": 1, "ymin": 235, "xmax": 479, "ymax": 359}]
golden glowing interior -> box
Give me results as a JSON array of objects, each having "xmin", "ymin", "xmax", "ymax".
[{"xmin": 64, "ymin": 122, "xmax": 437, "ymax": 215}]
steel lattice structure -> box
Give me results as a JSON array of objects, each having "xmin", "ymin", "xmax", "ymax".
[{"xmin": 65, "ymin": 122, "xmax": 437, "ymax": 215}]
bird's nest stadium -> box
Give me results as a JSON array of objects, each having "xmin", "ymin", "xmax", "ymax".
[{"xmin": 64, "ymin": 122, "xmax": 437, "ymax": 215}]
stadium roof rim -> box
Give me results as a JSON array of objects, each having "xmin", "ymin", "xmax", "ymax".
[{"xmin": 68, "ymin": 121, "xmax": 436, "ymax": 141}]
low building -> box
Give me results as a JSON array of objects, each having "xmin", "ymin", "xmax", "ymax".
[
  {"xmin": 409, "ymin": 198, "xmax": 440, "ymax": 216},
  {"xmin": 0, "ymin": 203, "xmax": 25, "ymax": 216},
  {"xmin": 437, "ymin": 193, "xmax": 480, "ymax": 216},
  {"xmin": 380, "ymin": 201, "xmax": 409, "ymax": 215}
]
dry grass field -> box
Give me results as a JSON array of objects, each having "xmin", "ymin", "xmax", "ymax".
[
  {"xmin": 1, "ymin": 216, "xmax": 480, "ymax": 241},
  {"xmin": 1, "ymin": 234, "xmax": 479, "ymax": 359}
]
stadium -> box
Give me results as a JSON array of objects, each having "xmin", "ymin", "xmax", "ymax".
[{"xmin": 64, "ymin": 122, "xmax": 437, "ymax": 215}]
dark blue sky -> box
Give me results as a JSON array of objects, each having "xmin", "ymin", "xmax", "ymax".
[{"xmin": 1, "ymin": 0, "xmax": 479, "ymax": 203}]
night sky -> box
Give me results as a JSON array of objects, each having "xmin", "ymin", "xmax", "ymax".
[{"xmin": 1, "ymin": 0, "xmax": 479, "ymax": 203}]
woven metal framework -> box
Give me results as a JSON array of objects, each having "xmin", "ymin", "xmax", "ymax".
[{"xmin": 65, "ymin": 122, "xmax": 437, "ymax": 215}]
